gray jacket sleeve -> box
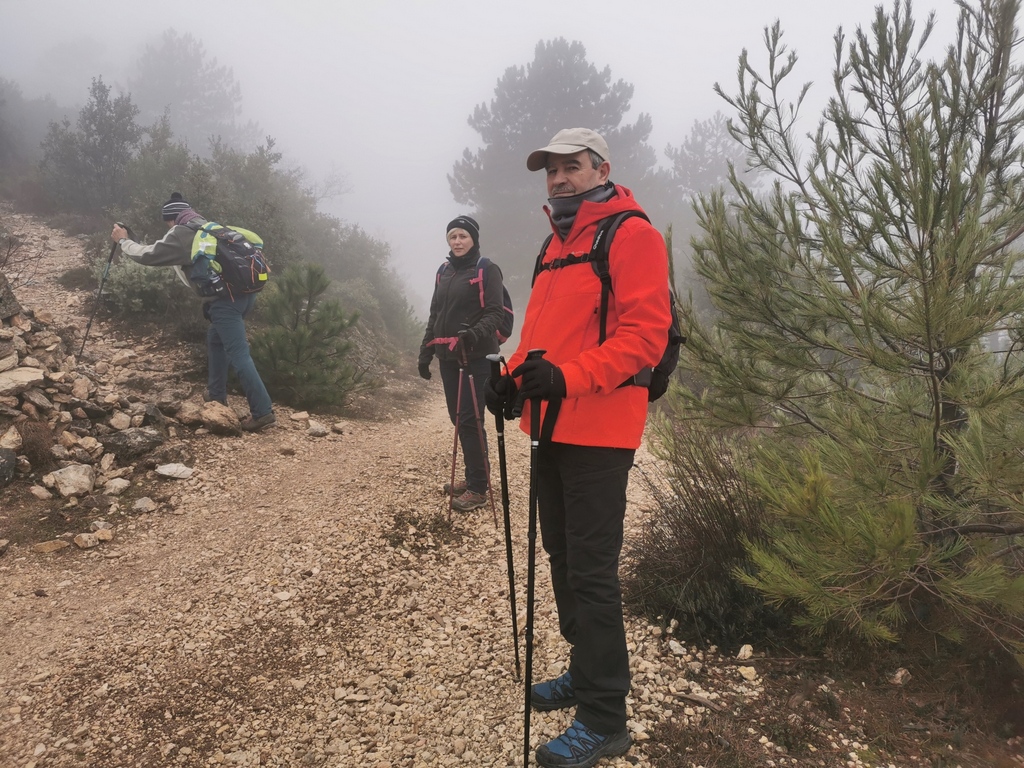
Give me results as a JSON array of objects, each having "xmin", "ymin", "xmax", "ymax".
[{"xmin": 118, "ymin": 224, "xmax": 194, "ymax": 267}]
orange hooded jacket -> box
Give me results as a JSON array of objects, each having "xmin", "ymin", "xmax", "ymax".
[{"xmin": 507, "ymin": 185, "xmax": 671, "ymax": 449}]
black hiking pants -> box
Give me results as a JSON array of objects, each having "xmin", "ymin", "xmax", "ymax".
[
  {"xmin": 537, "ymin": 441, "xmax": 635, "ymax": 735},
  {"xmin": 439, "ymin": 357, "xmax": 490, "ymax": 494}
]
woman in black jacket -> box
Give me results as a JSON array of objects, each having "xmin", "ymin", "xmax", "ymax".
[{"xmin": 418, "ymin": 216, "xmax": 505, "ymax": 511}]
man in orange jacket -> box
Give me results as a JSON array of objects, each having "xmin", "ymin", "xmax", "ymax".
[{"xmin": 486, "ymin": 128, "xmax": 671, "ymax": 768}]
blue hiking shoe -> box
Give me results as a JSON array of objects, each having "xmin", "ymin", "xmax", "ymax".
[
  {"xmin": 535, "ymin": 720, "xmax": 631, "ymax": 768},
  {"xmin": 531, "ymin": 670, "xmax": 576, "ymax": 711}
]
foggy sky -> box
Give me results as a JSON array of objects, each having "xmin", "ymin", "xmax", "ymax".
[{"xmin": 1, "ymin": 0, "xmax": 949, "ymax": 313}]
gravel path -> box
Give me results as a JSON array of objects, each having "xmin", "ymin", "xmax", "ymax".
[
  {"xmin": 0, "ymin": 205, "xmax": 766, "ymax": 767},
  {"xmin": 1, "ymin": 378, "xmax": 728, "ymax": 768}
]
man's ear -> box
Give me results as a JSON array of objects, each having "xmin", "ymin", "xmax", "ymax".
[{"xmin": 598, "ymin": 161, "xmax": 611, "ymax": 184}]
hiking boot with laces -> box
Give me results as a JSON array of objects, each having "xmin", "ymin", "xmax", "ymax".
[
  {"xmin": 535, "ymin": 720, "xmax": 631, "ymax": 768},
  {"xmin": 443, "ymin": 480, "xmax": 468, "ymax": 496},
  {"xmin": 531, "ymin": 669, "xmax": 576, "ymax": 711},
  {"xmin": 450, "ymin": 489, "xmax": 487, "ymax": 512}
]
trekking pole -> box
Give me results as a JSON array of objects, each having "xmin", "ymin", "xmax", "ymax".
[
  {"xmin": 461, "ymin": 348, "xmax": 499, "ymax": 529},
  {"xmin": 521, "ymin": 348, "xmax": 545, "ymax": 768},
  {"xmin": 80, "ymin": 222, "xmax": 129, "ymax": 357},
  {"xmin": 448, "ymin": 363, "xmax": 465, "ymax": 523},
  {"xmin": 487, "ymin": 353, "xmax": 521, "ymax": 680}
]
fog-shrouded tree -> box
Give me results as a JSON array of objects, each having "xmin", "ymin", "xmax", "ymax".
[
  {"xmin": 677, "ymin": 0, "xmax": 1024, "ymax": 658},
  {"xmin": 449, "ymin": 38, "xmax": 659, "ymax": 303},
  {"xmin": 128, "ymin": 30, "xmax": 258, "ymax": 154},
  {"xmin": 39, "ymin": 77, "xmax": 141, "ymax": 211},
  {"xmin": 316, "ymin": 223, "xmax": 420, "ymax": 346},
  {"xmin": 0, "ymin": 81, "xmax": 29, "ymax": 176},
  {"xmin": 117, "ymin": 114, "xmax": 197, "ymax": 236},
  {"xmin": 0, "ymin": 79, "xmax": 64, "ymax": 177},
  {"xmin": 663, "ymin": 111, "xmax": 764, "ymax": 325},
  {"xmin": 667, "ymin": 111, "xmax": 756, "ymax": 199}
]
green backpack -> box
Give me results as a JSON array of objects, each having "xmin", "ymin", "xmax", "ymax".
[{"xmin": 186, "ymin": 220, "xmax": 270, "ymax": 298}]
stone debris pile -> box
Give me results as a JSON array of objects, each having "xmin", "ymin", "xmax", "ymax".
[{"xmin": 0, "ymin": 285, "xmax": 259, "ymax": 555}]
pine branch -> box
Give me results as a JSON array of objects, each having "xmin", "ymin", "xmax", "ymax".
[{"xmin": 949, "ymin": 523, "xmax": 1024, "ymax": 536}]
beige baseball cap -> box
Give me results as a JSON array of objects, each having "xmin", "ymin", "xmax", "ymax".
[{"xmin": 526, "ymin": 128, "xmax": 610, "ymax": 172}]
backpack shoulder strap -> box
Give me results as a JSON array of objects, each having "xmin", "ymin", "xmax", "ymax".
[
  {"xmin": 222, "ymin": 225, "xmax": 263, "ymax": 248},
  {"xmin": 591, "ymin": 210, "xmax": 651, "ymax": 344},
  {"xmin": 589, "ymin": 210, "xmax": 652, "ymax": 281},
  {"xmin": 476, "ymin": 256, "xmax": 508, "ymax": 309},
  {"xmin": 470, "ymin": 256, "xmax": 488, "ymax": 308},
  {"xmin": 531, "ymin": 234, "xmax": 555, "ymax": 288}
]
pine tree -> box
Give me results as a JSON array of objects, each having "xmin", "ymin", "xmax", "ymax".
[
  {"xmin": 39, "ymin": 77, "xmax": 141, "ymax": 211},
  {"xmin": 250, "ymin": 264, "xmax": 363, "ymax": 409},
  {"xmin": 449, "ymin": 38, "xmax": 658, "ymax": 299},
  {"xmin": 666, "ymin": 111, "xmax": 756, "ymax": 199},
  {"xmin": 128, "ymin": 30, "xmax": 258, "ymax": 154},
  {"xmin": 681, "ymin": 0, "xmax": 1024, "ymax": 657}
]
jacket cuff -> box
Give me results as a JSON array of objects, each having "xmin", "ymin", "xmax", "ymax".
[{"xmin": 560, "ymin": 363, "xmax": 585, "ymax": 398}]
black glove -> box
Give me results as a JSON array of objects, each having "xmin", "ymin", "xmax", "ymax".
[
  {"xmin": 455, "ymin": 328, "xmax": 477, "ymax": 356},
  {"xmin": 511, "ymin": 357, "xmax": 566, "ymax": 401},
  {"xmin": 418, "ymin": 360, "xmax": 432, "ymax": 380},
  {"xmin": 484, "ymin": 374, "xmax": 517, "ymax": 418}
]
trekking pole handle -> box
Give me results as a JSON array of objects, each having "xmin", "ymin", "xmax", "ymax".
[
  {"xmin": 487, "ymin": 353, "xmax": 508, "ymax": 425},
  {"xmin": 110, "ymin": 222, "xmax": 136, "ymax": 254},
  {"xmin": 510, "ymin": 349, "xmax": 546, "ymax": 418},
  {"xmin": 487, "ymin": 353, "xmax": 501, "ymax": 382}
]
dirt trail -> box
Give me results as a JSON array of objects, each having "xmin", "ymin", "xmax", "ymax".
[
  {"xmin": 0, "ymin": 209, "xmax": 686, "ymax": 767},
  {"xmin": 1, "ymin": 372, "xmax": 685, "ymax": 767}
]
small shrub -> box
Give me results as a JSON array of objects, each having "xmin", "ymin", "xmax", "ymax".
[
  {"xmin": 623, "ymin": 416, "xmax": 789, "ymax": 649},
  {"xmin": 99, "ymin": 256, "xmax": 193, "ymax": 316},
  {"xmin": 250, "ymin": 263, "xmax": 367, "ymax": 410},
  {"xmin": 86, "ymin": 255, "xmax": 210, "ymax": 351},
  {"xmin": 57, "ymin": 265, "xmax": 96, "ymax": 292}
]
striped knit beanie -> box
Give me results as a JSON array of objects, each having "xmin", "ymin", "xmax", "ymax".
[{"xmin": 161, "ymin": 192, "xmax": 191, "ymax": 221}]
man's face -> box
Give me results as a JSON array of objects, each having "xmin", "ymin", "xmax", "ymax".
[{"xmin": 545, "ymin": 150, "xmax": 610, "ymax": 198}]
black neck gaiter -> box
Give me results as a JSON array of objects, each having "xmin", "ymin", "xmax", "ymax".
[
  {"xmin": 448, "ymin": 245, "xmax": 481, "ymax": 267},
  {"xmin": 548, "ymin": 182, "xmax": 616, "ymax": 239}
]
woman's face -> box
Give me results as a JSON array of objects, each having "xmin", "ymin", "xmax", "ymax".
[{"xmin": 447, "ymin": 228, "xmax": 474, "ymax": 256}]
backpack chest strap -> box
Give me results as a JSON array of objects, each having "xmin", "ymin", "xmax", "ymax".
[{"xmin": 534, "ymin": 252, "xmax": 595, "ymax": 274}]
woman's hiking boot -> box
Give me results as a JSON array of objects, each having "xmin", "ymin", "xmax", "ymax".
[
  {"xmin": 451, "ymin": 489, "xmax": 487, "ymax": 512},
  {"xmin": 443, "ymin": 480, "xmax": 468, "ymax": 496},
  {"xmin": 531, "ymin": 670, "xmax": 576, "ymax": 711},
  {"xmin": 534, "ymin": 720, "xmax": 631, "ymax": 768}
]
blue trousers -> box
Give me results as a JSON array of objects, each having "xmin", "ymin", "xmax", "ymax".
[
  {"xmin": 439, "ymin": 357, "xmax": 490, "ymax": 493},
  {"xmin": 537, "ymin": 442, "xmax": 635, "ymax": 735},
  {"xmin": 205, "ymin": 294, "xmax": 273, "ymax": 419}
]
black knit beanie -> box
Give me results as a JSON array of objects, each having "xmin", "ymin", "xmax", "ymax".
[
  {"xmin": 446, "ymin": 215, "xmax": 480, "ymax": 247},
  {"xmin": 161, "ymin": 192, "xmax": 190, "ymax": 221}
]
